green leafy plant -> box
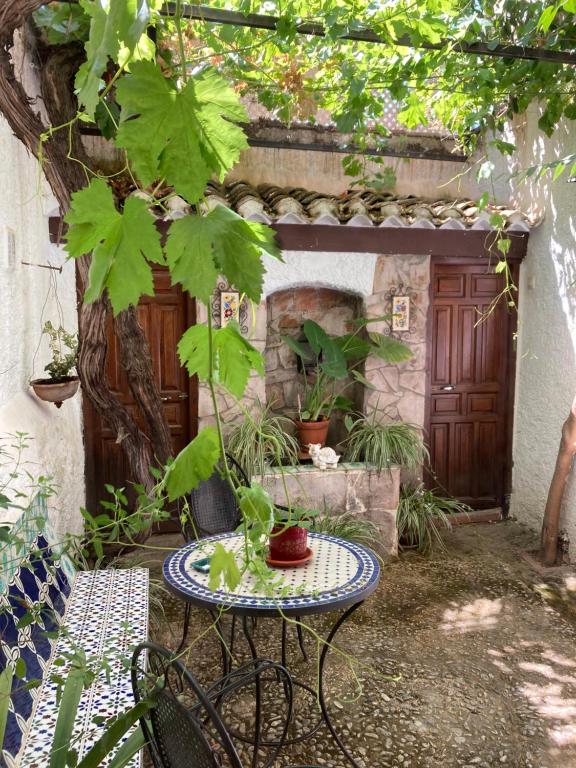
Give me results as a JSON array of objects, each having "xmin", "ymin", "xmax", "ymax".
[
  {"xmin": 311, "ymin": 511, "xmax": 379, "ymax": 548},
  {"xmin": 282, "ymin": 318, "xmax": 412, "ymax": 422},
  {"xmin": 343, "ymin": 412, "xmax": 428, "ymax": 471},
  {"xmin": 397, "ymin": 484, "xmax": 471, "ymax": 555},
  {"xmin": 225, "ymin": 399, "xmax": 299, "ymax": 481},
  {"xmin": 41, "ymin": 322, "xmax": 78, "ymax": 381}
]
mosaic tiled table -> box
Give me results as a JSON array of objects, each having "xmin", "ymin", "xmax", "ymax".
[{"xmin": 163, "ymin": 531, "xmax": 380, "ymax": 767}]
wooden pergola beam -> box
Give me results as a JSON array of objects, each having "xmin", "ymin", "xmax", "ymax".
[{"xmin": 163, "ymin": 2, "xmax": 576, "ymax": 66}]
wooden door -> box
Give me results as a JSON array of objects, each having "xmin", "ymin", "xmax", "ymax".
[
  {"xmin": 426, "ymin": 262, "xmax": 517, "ymax": 509},
  {"xmin": 84, "ymin": 268, "xmax": 197, "ymax": 523}
]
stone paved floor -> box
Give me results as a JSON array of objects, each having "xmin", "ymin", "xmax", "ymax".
[{"xmin": 145, "ymin": 521, "xmax": 576, "ymax": 768}]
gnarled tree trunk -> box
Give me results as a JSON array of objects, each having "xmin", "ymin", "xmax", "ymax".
[
  {"xmin": 0, "ymin": 5, "xmax": 173, "ymax": 506},
  {"xmin": 540, "ymin": 395, "xmax": 576, "ymax": 566}
]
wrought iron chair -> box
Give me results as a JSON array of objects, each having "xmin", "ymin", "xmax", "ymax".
[
  {"xmin": 181, "ymin": 454, "xmax": 249, "ymax": 543},
  {"xmin": 131, "ymin": 641, "xmax": 321, "ymax": 768},
  {"xmin": 179, "ymin": 456, "xmax": 307, "ymax": 662}
]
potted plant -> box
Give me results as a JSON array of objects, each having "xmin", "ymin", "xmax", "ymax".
[
  {"xmin": 30, "ymin": 321, "xmax": 79, "ymax": 408},
  {"xmin": 267, "ymin": 505, "xmax": 318, "ymax": 565},
  {"xmin": 343, "ymin": 412, "xmax": 429, "ymax": 471},
  {"xmin": 396, "ymin": 484, "xmax": 471, "ymax": 554},
  {"xmin": 226, "ymin": 398, "xmax": 300, "ymax": 481},
  {"xmin": 282, "ymin": 319, "xmax": 412, "ymax": 450}
]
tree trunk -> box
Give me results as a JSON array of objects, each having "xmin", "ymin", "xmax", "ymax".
[
  {"xmin": 0, "ymin": 10, "xmax": 173, "ymax": 502},
  {"xmin": 540, "ymin": 395, "xmax": 576, "ymax": 566}
]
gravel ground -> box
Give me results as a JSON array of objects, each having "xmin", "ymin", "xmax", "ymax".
[{"xmin": 144, "ymin": 521, "xmax": 576, "ymax": 768}]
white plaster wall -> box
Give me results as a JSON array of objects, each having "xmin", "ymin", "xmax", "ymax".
[
  {"xmin": 507, "ymin": 106, "xmax": 576, "ymax": 543},
  {"xmin": 262, "ymin": 251, "xmax": 378, "ymax": 297},
  {"xmin": 0, "ymin": 38, "xmax": 84, "ymax": 537}
]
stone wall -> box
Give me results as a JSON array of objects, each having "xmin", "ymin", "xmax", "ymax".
[
  {"xmin": 260, "ymin": 463, "xmax": 400, "ymax": 556},
  {"xmin": 364, "ymin": 254, "xmax": 430, "ymax": 429},
  {"xmin": 197, "ymin": 254, "xmax": 431, "ymax": 439}
]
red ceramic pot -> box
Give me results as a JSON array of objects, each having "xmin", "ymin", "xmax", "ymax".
[
  {"xmin": 269, "ymin": 524, "xmax": 308, "ymax": 562},
  {"xmin": 294, "ymin": 418, "xmax": 330, "ymax": 450}
]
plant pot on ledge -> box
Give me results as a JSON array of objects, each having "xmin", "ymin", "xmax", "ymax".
[
  {"xmin": 294, "ymin": 417, "xmax": 330, "ymax": 451},
  {"xmin": 31, "ymin": 376, "xmax": 80, "ymax": 408}
]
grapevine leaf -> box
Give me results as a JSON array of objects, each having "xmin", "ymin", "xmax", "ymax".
[
  {"xmin": 164, "ymin": 217, "xmax": 219, "ymax": 304},
  {"xmin": 65, "ymin": 179, "xmax": 163, "ymax": 314},
  {"xmin": 166, "ymin": 206, "xmax": 280, "ymax": 304},
  {"xmin": 115, "ymin": 62, "xmax": 248, "ymax": 201},
  {"xmin": 75, "ymin": 0, "xmax": 156, "ymax": 115},
  {"xmin": 177, "ymin": 325, "xmax": 211, "ymax": 382},
  {"xmin": 166, "ymin": 428, "xmax": 221, "ymax": 501},
  {"xmin": 209, "ymin": 543, "xmax": 241, "ymax": 591},
  {"xmin": 237, "ymin": 484, "xmax": 275, "ymax": 528},
  {"xmin": 178, "ymin": 324, "xmax": 264, "ymax": 398}
]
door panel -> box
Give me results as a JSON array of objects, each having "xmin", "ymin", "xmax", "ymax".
[
  {"xmin": 426, "ymin": 262, "xmax": 516, "ymax": 508},
  {"xmin": 84, "ymin": 268, "xmax": 197, "ymax": 524}
]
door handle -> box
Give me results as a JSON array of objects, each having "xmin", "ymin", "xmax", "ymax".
[
  {"xmin": 440, "ymin": 385, "xmax": 454, "ymax": 391},
  {"xmin": 161, "ymin": 393, "xmax": 189, "ymax": 402},
  {"xmin": 178, "ymin": 392, "xmax": 189, "ymax": 400}
]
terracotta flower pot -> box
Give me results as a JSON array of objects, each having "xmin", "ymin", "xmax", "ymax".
[
  {"xmin": 295, "ymin": 418, "xmax": 330, "ymax": 450},
  {"xmin": 269, "ymin": 524, "xmax": 308, "ymax": 562},
  {"xmin": 30, "ymin": 376, "xmax": 80, "ymax": 408}
]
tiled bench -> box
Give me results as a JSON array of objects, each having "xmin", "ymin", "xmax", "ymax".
[{"xmin": 1, "ymin": 498, "xmax": 148, "ymax": 767}]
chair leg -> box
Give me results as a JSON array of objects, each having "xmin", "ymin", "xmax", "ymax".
[
  {"xmin": 296, "ymin": 616, "xmax": 307, "ymax": 661},
  {"xmin": 177, "ymin": 602, "xmax": 192, "ymax": 653}
]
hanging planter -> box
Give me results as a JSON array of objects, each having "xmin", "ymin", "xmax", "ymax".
[
  {"xmin": 30, "ymin": 322, "xmax": 79, "ymax": 408},
  {"xmin": 30, "ymin": 376, "xmax": 80, "ymax": 408}
]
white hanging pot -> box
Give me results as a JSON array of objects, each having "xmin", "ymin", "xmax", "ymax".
[{"xmin": 30, "ymin": 377, "xmax": 80, "ymax": 408}]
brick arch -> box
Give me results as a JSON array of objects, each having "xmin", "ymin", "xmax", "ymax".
[{"xmin": 264, "ymin": 286, "xmax": 364, "ymax": 444}]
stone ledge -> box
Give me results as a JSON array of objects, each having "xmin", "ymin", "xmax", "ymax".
[{"xmin": 259, "ymin": 464, "xmax": 400, "ymax": 556}]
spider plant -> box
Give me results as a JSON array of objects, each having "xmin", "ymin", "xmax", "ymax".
[
  {"xmin": 397, "ymin": 484, "xmax": 471, "ymax": 554},
  {"xmin": 226, "ymin": 399, "xmax": 299, "ymax": 481},
  {"xmin": 311, "ymin": 510, "xmax": 380, "ymax": 548},
  {"xmin": 343, "ymin": 412, "xmax": 428, "ymax": 471}
]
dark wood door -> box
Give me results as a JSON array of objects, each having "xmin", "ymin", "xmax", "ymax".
[
  {"xmin": 84, "ymin": 268, "xmax": 197, "ymax": 522},
  {"xmin": 426, "ymin": 262, "xmax": 517, "ymax": 509}
]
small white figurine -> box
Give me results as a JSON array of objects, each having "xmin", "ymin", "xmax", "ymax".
[{"xmin": 308, "ymin": 443, "xmax": 340, "ymax": 470}]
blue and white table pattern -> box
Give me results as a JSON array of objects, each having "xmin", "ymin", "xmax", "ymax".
[
  {"xmin": 163, "ymin": 531, "xmax": 381, "ymax": 768},
  {"xmin": 163, "ymin": 531, "xmax": 380, "ymax": 616}
]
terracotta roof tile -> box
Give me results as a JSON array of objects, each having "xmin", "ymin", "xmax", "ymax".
[{"xmin": 139, "ymin": 180, "xmax": 533, "ymax": 230}]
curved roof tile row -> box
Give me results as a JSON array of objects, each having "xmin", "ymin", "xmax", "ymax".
[{"xmin": 135, "ymin": 180, "xmax": 533, "ymax": 231}]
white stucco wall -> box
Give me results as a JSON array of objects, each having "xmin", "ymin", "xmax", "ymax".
[
  {"xmin": 0, "ymin": 39, "xmax": 84, "ymax": 537},
  {"xmin": 507, "ymin": 107, "xmax": 576, "ymax": 544}
]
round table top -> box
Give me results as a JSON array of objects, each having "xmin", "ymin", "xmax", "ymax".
[{"xmin": 163, "ymin": 531, "xmax": 381, "ymax": 617}]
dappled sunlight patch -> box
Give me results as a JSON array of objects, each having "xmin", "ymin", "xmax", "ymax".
[
  {"xmin": 519, "ymin": 682, "xmax": 576, "ymax": 722},
  {"xmin": 519, "ymin": 661, "xmax": 576, "ymax": 685},
  {"xmin": 440, "ymin": 597, "xmax": 502, "ymax": 633}
]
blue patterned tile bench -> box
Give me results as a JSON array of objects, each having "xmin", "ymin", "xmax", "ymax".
[{"xmin": 0, "ymin": 497, "xmax": 148, "ymax": 767}]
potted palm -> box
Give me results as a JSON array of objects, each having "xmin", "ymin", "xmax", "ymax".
[
  {"xmin": 30, "ymin": 322, "xmax": 79, "ymax": 408},
  {"xmin": 283, "ymin": 319, "xmax": 413, "ymax": 450}
]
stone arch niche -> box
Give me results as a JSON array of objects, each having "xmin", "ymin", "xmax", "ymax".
[{"xmin": 265, "ymin": 286, "xmax": 364, "ymax": 446}]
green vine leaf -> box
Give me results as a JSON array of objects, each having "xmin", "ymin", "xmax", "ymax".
[
  {"xmin": 209, "ymin": 542, "xmax": 241, "ymax": 592},
  {"xmin": 65, "ymin": 179, "xmax": 164, "ymax": 314},
  {"xmin": 115, "ymin": 62, "xmax": 248, "ymax": 202},
  {"xmin": 165, "ymin": 427, "xmax": 221, "ymax": 501},
  {"xmin": 75, "ymin": 0, "xmax": 157, "ymax": 115},
  {"xmin": 178, "ymin": 324, "xmax": 264, "ymax": 398},
  {"xmin": 166, "ymin": 205, "xmax": 280, "ymax": 304}
]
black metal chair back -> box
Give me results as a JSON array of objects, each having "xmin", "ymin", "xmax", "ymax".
[
  {"xmin": 132, "ymin": 642, "xmax": 244, "ymax": 768},
  {"xmin": 183, "ymin": 454, "xmax": 250, "ymax": 541}
]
